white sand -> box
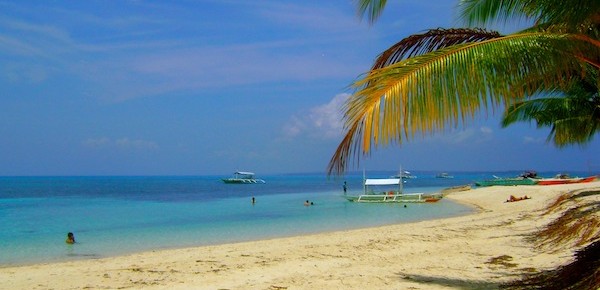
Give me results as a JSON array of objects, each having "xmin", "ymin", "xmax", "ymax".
[{"xmin": 1, "ymin": 181, "xmax": 599, "ymax": 290}]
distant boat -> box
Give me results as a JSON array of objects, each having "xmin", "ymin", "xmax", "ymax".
[
  {"xmin": 391, "ymin": 170, "xmax": 416, "ymax": 179},
  {"xmin": 475, "ymin": 171, "xmax": 539, "ymax": 187},
  {"xmin": 537, "ymin": 174, "xmax": 597, "ymax": 185},
  {"xmin": 222, "ymin": 171, "xmax": 265, "ymax": 184},
  {"xmin": 436, "ymin": 172, "xmax": 454, "ymax": 179},
  {"xmin": 475, "ymin": 177, "xmax": 538, "ymax": 186},
  {"xmin": 475, "ymin": 177, "xmax": 538, "ymax": 187}
]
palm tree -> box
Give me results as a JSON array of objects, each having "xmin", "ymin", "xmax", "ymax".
[
  {"xmin": 501, "ymin": 70, "xmax": 600, "ymax": 147},
  {"xmin": 328, "ymin": 0, "xmax": 600, "ymax": 175}
]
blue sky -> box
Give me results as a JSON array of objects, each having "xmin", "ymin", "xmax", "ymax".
[{"xmin": 1, "ymin": 0, "xmax": 599, "ymax": 176}]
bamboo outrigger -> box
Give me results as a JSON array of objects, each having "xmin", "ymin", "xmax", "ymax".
[{"xmin": 344, "ymin": 170, "xmax": 442, "ymax": 203}]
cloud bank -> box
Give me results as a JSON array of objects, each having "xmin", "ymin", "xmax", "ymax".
[{"xmin": 283, "ymin": 93, "xmax": 348, "ymax": 140}]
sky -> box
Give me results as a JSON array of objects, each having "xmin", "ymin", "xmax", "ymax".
[{"xmin": 1, "ymin": 0, "xmax": 599, "ymax": 176}]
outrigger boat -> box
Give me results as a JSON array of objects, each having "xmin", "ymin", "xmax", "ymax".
[
  {"xmin": 436, "ymin": 172, "xmax": 454, "ymax": 179},
  {"xmin": 344, "ymin": 171, "xmax": 442, "ymax": 203},
  {"xmin": 475, "ymin": 171, "xmax": 539, "ymax": 187},
  {"xmin": 391, "ymin": 169, "xmax": 416, "ymax": 179},
  {"xmin": 221, "ymin": 171, "xmax": 265, "ymax": 184},
  {"xmin": 474, "ymin": 177, "xmax": 538, "ymax": 187},
  {"xmin": 537, "ymin": 174, "xmax": 597, "ymax": 185}
]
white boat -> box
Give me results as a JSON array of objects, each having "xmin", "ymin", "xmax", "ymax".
[
  {"xmin": 436, "ymin": 172, "xmax": 454, "ymax": 178},
  {"xmin": 222, "ymin": 171, "xmax": 265, "ymax": 184},
  {"xmin": 344, "ymin": 173, "xmax": 442, "ymax": 203},
  {"xmin": 391, "ymin": 170, "xmax": 416, "ymax": 179}
]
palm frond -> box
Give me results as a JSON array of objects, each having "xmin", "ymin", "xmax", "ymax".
[
  {"xmin": 502, "ymin": 97, "xmax": 600, "ymax": 146},
  {"xmin": 525, "ymin": 0, "xmax": 600, "ymax": 28},
  {"xmin": 355, "ymin": 0, "xmax": 387, "ymax": 24},
  {"xmin": 502, "ymin": 68, "xmax": 600, "ymax": 147},
  {"xmin": 459, "ymin": 0, "xmax": 600, "ymax": 29},
  {"xmin": 458, "ymin": 0, "xmax": 529, "ymax": 27},
  {"xmin": 371, "ymin": 28, "xmax": 502, "ymax": 69},
  {"xmin": 328, "ymin": 32, "xmax": 598, "ymax": 174}
]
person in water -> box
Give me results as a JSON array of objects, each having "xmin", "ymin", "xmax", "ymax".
[{"xmin": 66, "ymin": 232, "xmax": 75, "ymax": 244}]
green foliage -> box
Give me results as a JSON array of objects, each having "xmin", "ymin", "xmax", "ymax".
[
  {"xmin": 502, "ymin": 70, "xmax": 600, "ymax": 147},
  {"xmin": 355, "ymin": 0, "xmax": 387, "ymax": 24},
  {"xmin": 328, "ymin": 0, "xmax": 600, "ymax": 174}
]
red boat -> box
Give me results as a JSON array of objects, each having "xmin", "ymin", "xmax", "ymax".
[{"xmin": 537, "ymin": 175, "xmax": 597, "ymax": 185}]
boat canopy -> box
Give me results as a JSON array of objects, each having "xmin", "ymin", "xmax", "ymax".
[
  {"xmin": 365, "ymin": 178, "xmax": 402, "ymax": 186},
  {"xmin": 235, "ymin": 171, "xmax": 255, "ymax": 176}
]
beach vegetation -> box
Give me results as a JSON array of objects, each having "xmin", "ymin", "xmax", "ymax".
[
  {"xmin": 328, "ymin": 0, "xmax": 600, "ymax": 174},
  {"xmin": 533, "ymin": 189, "xmax": 600, "ymax": 249},
  {"xmin": 505, "ymin": 188, "xmax": 600, "ymax": 290},
  {"xmin": 501, "ymin": 69, "xmax": 600, "ymax": 148},
  {"xmin": 501, "ymin": 240, "xmax": 600, "ymax": 290}
]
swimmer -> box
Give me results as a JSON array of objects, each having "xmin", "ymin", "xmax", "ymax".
[{"xmin": 66, "ymin": 232, "xmax": 75, "ymax": 244}]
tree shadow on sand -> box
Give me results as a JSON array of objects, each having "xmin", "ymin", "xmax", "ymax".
[
  {"xmin": 502, "ymin": 188, "xmax": 600, "ymax": 289},
  {"xmin": 533, "ymin": 189, "xmax": 600, "ymax": 250},
  {"xmin": 398, "ymin": 273, "xmax": 502, "ymax": 289},
  {"xmin": 501, "ymin": 240, "xmax": 600, "ymax": 290}
]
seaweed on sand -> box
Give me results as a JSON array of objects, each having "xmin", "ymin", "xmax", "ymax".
[
  {"xmin": 531, "ymin": 189, "xmax": 600, "ymax": 250},
  {"xmin": 542, "ymin": 190, "xmax": 600, "ymax": 215},
  {"xmin": 530, "ymin": 203, "xmax": 600, "ymax": 249},
  {"xmin": 501, "ymin": 240, "xmax": 600, "ymax": 290},
  {"xmin": 542, "ymin": 193, "xmax": 572, "ymax": 215},
  {"xmin": 502, "ymin": 189, "xmax": 600, "ymax": 289}
]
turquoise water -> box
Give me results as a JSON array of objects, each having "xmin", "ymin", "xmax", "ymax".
[{"xmin": 0, "ymin": 171, "xmax": 590, "ymax": 266}]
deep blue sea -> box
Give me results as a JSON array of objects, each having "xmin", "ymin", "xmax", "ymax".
[{"xmin": 0, "ymin": 170, "xmax": 593, "ymax": 266}]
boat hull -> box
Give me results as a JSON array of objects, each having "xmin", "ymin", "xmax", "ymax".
[
  {"xmin": 474, "ymin": 178, "xmax": 538, "ymax": 187},
  {"xmin": 537, "ymin": 176, "xmax": 597, "ymax": 185},
  {"xmin": 344, "ymin": 193, "xmax": 442, "ymax": 203},
  {"xmin": 222, "ymin": 178, "xmax": 265, "ymax": 184}
]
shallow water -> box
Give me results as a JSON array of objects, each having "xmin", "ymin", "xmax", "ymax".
[{"xmin": 0, "ymin": 171, "xmax": 587, "ymax": 266}]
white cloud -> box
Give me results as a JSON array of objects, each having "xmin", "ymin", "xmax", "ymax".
[
  {"xmin": 82, "ymin": 137, "xmax": 110, "ymax": 148},
  {"xmin": 2, "ymin": 63, "xmax": 48, "ymax": 83},
  {"xmin": 480, "ymin": 126, "xmax": 493, "ymax": 134},
  {"xmin": 0, "ymin": 2, "xmax": 372, "ymax": 102},
  {"xmin": 425, "ymin": 125, "xmax": 494, "ymax": 145},
  {"xmin": 82, "ymin": 137, "xmax": 158, "ymax": 150},
  {"xmin": 115, "ymin": 138, "xmax": 158, "ymax": 150},
  {"xmin": 254, "ymin": 2, "xmax": 360, "ymax": 32},
  {"xmin": 448, "ymin": 129, "xmax": 476, "ymax": 144},
  {"xmin": 283, "ymin": 93, "xmax": 348, "ymax": 140}
]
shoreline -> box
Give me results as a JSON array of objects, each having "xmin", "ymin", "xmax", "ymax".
[
  {"xmin": 0, "ymin": 186, "xmax": 470, "ymax": 267},
  {"xmin": 1, "ymin": 181, "xmax": 598, "ymax": 289},
  {"xmin": 0, "ymin": 194, "xmax": 473, "ymax": 268}
]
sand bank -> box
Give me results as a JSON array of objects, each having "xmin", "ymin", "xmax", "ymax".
[{"xmin": 2, "ymin": 181, "xmax": 599, "ymax": 289}]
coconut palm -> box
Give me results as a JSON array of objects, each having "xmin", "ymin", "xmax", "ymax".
[
  {"xmin": 328, "ymin": 0, "xmax": 600, "ymax": 174},
  {"xmin": 501, "ymin": 69, "xmax": 600, "ymax": 147}
]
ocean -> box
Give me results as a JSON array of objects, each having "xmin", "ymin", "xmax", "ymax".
[{"xmin": 0, "ymin": 170, "xmax": 590, "ymax": 266}]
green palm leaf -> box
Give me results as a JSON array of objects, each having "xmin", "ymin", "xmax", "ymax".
[
  {"xmin": 503, "ymin": 97, "xmax": 600, "ymax": 146},
  {"xmin": 370, "ymin": 28, "xmax": 502, "ymax": 70},
  {"xmin": 502, "ymin": 70, "xmax": 600, "ymax": 146},
  {"xmin": 459, "ymin": 0, "xmax": 600, "ymax": 29},
  {"xmin": 328, "ymin": 32, "xmax": 598, "ymax": 174},
  {"xmin": 332, "ymin": 0, "xmax": 600, "ymax": 175},
  {"xmin": 459, "ymin": 0, "xmax": 529, "ymax": 27},
  {"xmin": 355, "ymin": 0, "xmax": 387, "ymax": 24}
]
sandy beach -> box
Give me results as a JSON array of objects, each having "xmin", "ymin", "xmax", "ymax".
[{"xmin": 1, "ymin": 181, "xmax": 598, "ymax": 289}]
